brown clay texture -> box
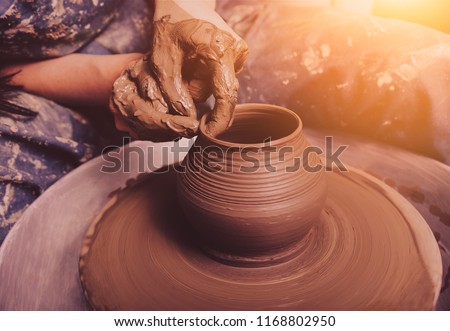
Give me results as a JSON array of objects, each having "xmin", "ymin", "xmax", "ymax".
[
  {"xmin": 111, "ymin": 16, "xmax": 247, "ymax": 141},
  {"xmin": 177, "ymin": 104, "xmax": 327, "ymax": 264},
  {"xmin": 79, "ymin": 166, "xmax": 441, "ymax": 310},
  {"xmin": 80, "ymin": 104, "xmax": 441, "ymax": 310}
]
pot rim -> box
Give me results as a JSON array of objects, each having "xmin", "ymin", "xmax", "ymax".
[{"xmin": 199, "ymin": 103, "xmax": 303, "ymax": 148}]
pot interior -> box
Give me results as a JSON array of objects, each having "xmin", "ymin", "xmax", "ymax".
[{"xmin": 215, "ymin": 106, "xmax": 299, "ymax": 145}]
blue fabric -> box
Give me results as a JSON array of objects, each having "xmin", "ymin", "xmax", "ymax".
[
  {"xmin": 0, "ymin": 0, "xmax": 15, "ymax": 14},
  {"xmin": 0, "ymin": 0, "xmax": 123, "ymax": 60},
  {"xmin": 0, "ymin": 0, "xmax": 154, "ymax": 244}
]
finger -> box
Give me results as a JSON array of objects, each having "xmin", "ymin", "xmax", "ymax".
[
  {"xmin": 198, "ymin": 24, "xmax": 247, "ymax": 77},
  {"xmin": 112, "ymin": 69, "xmax": 171, "ymax": 140},
  {"xmin": 164, "ymin": 114, "xmax": 199, "ymax": 138},
  {"xmin": 109, "ymin": 94, "xmax": 139, "ymax": 138},
  {"xmin": 132, "ymin": 94, "xmax": 199, "ymax": 139},
  {"xmin": 112, "ymin": 56, "xmax": 198, "ymax": 141},
  {"xmin": 233, "ymin": 39, "xmax": 249, "ymax": 74},
  {"xmin": 128, "ymin": 57, "xmax": 161, "ymax": 103},
  {"xmin": 202, "ymin": 49, "xmax": 239, "ymax": 136},
  {"xmin": 150, "ymin": 20, "xmax": 197, "ymax": 118}
]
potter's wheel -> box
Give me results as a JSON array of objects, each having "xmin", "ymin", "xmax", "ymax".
[
  {"xmin": 1, "ymin": 134, "xmax": 449, "ymax": 310},
  {"xmin": 79, "ymin": 166, "xmax": 441, "ymax": 310}
]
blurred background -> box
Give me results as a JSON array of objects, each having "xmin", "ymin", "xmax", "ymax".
[
  {"xmin": 372, "ymin": 0, "xmax": 450, "ymax": 34},
  {"xmin": 299, "ymin": 0, "xmax": 450, "ymax": 34}
]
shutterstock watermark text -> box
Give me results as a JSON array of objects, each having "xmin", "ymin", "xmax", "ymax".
[{"xmin": 100, "ymin": 137, "xmax": 348, "ymax": 174}]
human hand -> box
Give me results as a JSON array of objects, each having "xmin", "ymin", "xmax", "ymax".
[
  {"xmin": 110, "ymin": 14, "xmax": 248, "ymax": 141},
  {"xmin": 111, "ymin": 56, "xmax": 200, "ymax": 141},
  {"xmin": 151, "ymin": 15, "xmax": 248, "ymax": 137}
]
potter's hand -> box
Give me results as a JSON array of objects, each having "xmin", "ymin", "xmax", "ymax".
[
  {"xmin": 150, "ymin": 16, "xmax": 248, "ymax": 136},
  {"xmin": 111, "ymin": 56, "xmax": 200, "ymax": 141},
  {"xmin": 111, "ymin": 13, "xmax": 248, "ymax": 141},
  {"xmin": 111, "ymin": 0, "xmax": 249, "ymax": 141}
]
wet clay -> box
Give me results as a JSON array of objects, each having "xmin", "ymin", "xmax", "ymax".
[
  {"xmin": 111, "ymin": 16, "xmax": 247, "ymax": 141},
  {"xmin": 112, "ymin": 57, "xmax": 199, "ymax": 141},
  {"xmin": 177, "ymin": 104, "xmax": 327, "ymax": 266},
  {"xmin": 79, "ymin": 166, "xmax": 441, "ymax": 310},
  {"xmin": 79, "ymin": 105, "xmax": 441, "ymax": 310}
]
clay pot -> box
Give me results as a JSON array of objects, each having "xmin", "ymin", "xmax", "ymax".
[{"xmin": 177, "ymin": 104, "xmax": 327, "ymax": 266}]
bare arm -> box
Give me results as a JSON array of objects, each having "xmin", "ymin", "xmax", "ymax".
[
  {"xmin": 1, "ymin": 0, "xmax": 248, "ymax": 141},
  {"xmin": 154, "ymin": 0, "xmax": 239, "ymax": 39},
  {"xmin": 0, "ymin": 53, "xmax": 142, "ymax": 109}
]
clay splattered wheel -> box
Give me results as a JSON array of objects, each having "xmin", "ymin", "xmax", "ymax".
[{"xmin": 79, "ymin": 167, "xmax": 441, "ymax": 310}]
